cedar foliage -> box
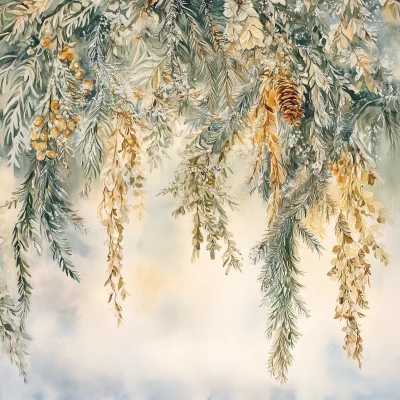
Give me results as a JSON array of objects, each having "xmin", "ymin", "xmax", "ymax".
[{"xmin": 0, "ymin": 0, "xmax": 399, "ymax": 384}]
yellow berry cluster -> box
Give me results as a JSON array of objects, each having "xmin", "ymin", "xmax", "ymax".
[
  {"xmin": 28, "ymin": 38, "xmax": 95, "ymax": 96},
  {"xmin": 31, "ymin": 100, "xmax": 80, "ymax": 161},
  {"xmin": 58, "ymin": 45, "xmax": 85, "ymax": 80},
  {"xmin": 58, "ymin": 45, "xmax": 94, "ymax": 94}
]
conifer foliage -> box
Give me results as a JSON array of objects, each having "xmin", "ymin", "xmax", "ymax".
[{"xmin": 0, "ymin": 0, "xmax": 399, "ymax": 384}]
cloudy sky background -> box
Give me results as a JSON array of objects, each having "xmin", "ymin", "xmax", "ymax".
[{"xmin": 0, "ymin": 138, "xmax": 400, "ymax": 400}]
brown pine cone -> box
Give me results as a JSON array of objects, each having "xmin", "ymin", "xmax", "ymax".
[{"xmin": 273, "ymin": 77, "xmax": 305, "ymax": 126}]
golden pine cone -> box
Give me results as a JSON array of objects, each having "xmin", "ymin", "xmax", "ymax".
[{"xmin": 273, "ymin": 77, "xmax": 304, "ymax": 126}]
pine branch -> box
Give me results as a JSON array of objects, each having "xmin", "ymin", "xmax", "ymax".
[
  {"xmin": 296, "ymin": 221, "xmax": 324, "ymax": 255},
  {"xmin": 78, "ymin": 17, "xmax": 114, "ymax": 196},
  {"xmin": 36, "ymin": 161, "xmax": 82, "ymax": 281},
  {"xmin": 251, "ymin": 168, "xmax": 330, "ymax": 383},
  {"xmin": 258, "ymin": 216, "xmax": 309, "ymax": 384},
  {"xmin": 4, "ymin": 169, "xmax": 41, "ymax": 331},
  {"xmin": 191, "ymin": 78, "xmax": 260, "ymax": 154},
  {"xmin": 0, "ymin": 283, "xmax": 30, "ymax": 383},
  {"xmin": 2, "ymin": 57, "xmax": 45, "ymax": 168},
  {"xmin": 179, "ymin": 1, "xmax": 214, "ymax": 87},
  {"xmin": 78, "ymin": 91, "xmax": 110, "ymax": 196}
]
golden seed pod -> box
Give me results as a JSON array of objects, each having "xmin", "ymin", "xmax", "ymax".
[
  {"xmin": 73, "ymin": 116, "xmax": 81, "ymax": 123},
  {"xmin": 27, "ymin": 48, "xmax": 35, "ymax": 56},
  {"xmin": 70, "ymin": 62, "xmax": 80, "ymax": 71},
  {"xmin": 36, "ymin": 150, "xmax": 46, "ymax": 161},
  {"xmin": 51, "ymin": 100, "xmax": 60, "ymax": 110},
  {"xmin": 49, "ymin": 113, "xmax": 56, "ymax": 121},
  {"xmin": 67, "ymin": 121, "xmax": 75, "ymax": 130},
  {"xmin": 33, "ymin": 115, "xmax": 45, "ymax": 127},
  {"xmin": 63, "ymin": 45, "xmax": 71, "ymax": 53},
  {"xmin": 41, "ymin": 36, "xmax": 52, "ymax": 48},
  {"xmin": 66, "ymin": 52, "xmax": 75, "ymax": 61},
  {"xmin": 54, "ymin": 118, "xmax": 67, "ymax": 130},
  {"xmin": 46, "ymin": 150, "xmax": 57, "ymax": 159},
  {"xmin": 31, "ymin": 131, "xmax": 40, "ymax": 140},
  {"xmin": 49, "ymin": 128, "xmax": 60, "ymax": 138},
  {"xmin": 31, "ymin": 141, "xmax": 38, "ymax": 150},
  {"xmin": 63, "ymin": 129, "xmax": 72, "ymax": 138},
  {"xmin": 38, "ymin": 142, "xmax": 47, "ymax": 151},
  {"xmin": 40, "ymin": 133, "xmax": 49, "ymax": 141},
  {"xmin": 75, "ymin": 70, "xmax": 84, "ymax": 80},
  {"xmin": 58, "ymin": 51, "xmax": 67, "ymax": 61}
]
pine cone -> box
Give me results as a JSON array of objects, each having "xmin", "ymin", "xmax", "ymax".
[{"xmin": 273, "ymin": 77, "xmax": 305, "ymax": 126}]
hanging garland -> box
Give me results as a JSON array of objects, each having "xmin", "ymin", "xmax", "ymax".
[{"xmin": 0, "ymin": 0, "xmax": 399, "ymax": 384}]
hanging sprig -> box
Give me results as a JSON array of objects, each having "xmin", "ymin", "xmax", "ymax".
[
  {"xmin": 98, "ymin": 106, "xmax": 146, "ymax": 326},
  {"xmin": 161, "ymin": 153, "xmax": 242, "ymax": 274},
  {"xmin": 329, "ymin": 148, "xmax": 389, "ymax": 366}
]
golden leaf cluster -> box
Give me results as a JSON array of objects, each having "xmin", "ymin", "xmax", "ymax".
[
  {"xmin": 299, "ymin": 49, "xmax": 331, "ymax": 129},
  {"xmin": 328, "ymin": 0, "xmax": 380, "ymax": 93},
  {"xmin": 250, "ymin": 75, "xmax": 287, "ymax": 226},
  {"xmin": 329, "ymin": 149, "xmax": 389, "ymax": 366},
  {"xmin": 224, "ymin": 0, "xmax": 264, "ymax": 51},
  {"xmin": 329, "ymin": 0, "xmax": 372, "ymax": 50},
  {"xmin": 98, "ymin": 108, "xmax": 146, "ymax": 326},
  {"xmin": 351, "ymin": 48, "xmax": 379, "ymax": 94},
  {"xmin": 6, "ymin": 0, "xmax": 49, "ymax": 42}
]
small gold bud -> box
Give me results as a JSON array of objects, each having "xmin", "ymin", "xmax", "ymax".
[
  {"xmin": 38, "ymin": 142, "xmax": 47, "ymax": 151},
  {"xmin": 46, "ymin": 150, "xmax": 57, "ymax": 159},
  {"xmin": 49, "ymin": 128, "xmax": 60, "ymax": 138},
  {"xmin": 51, "ymin": 100, "xmax": 60, "ymax": 110},
  {"xmin": 36, "ymin": 151, "xmax": 46, "ymax": 161},
  {"xmin": 75, "ymin": 70, "xmax": 84, "ymax": 80},
  {"xmin": 33, "ymin": 115, "xmax": 45, "ymax": 127},
  {"xmin": 40, "ymin": 133, "xmax": 49, "ymax": 141},
  {"xmin": 41, "ymin": 36, "xmax": 52, "ymax": 48}
]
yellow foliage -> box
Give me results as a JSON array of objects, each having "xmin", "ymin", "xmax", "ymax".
[
  {"xmin": 250, "ymin": 74, "xmax": 287, "ymax": 226},
  {"xmin": 329, "ymin": 149, "xmax": 389, "ymax": 367},
  {"xmin": 98, "ymin": 107, "xmax": 147, "ymax": 326}
]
